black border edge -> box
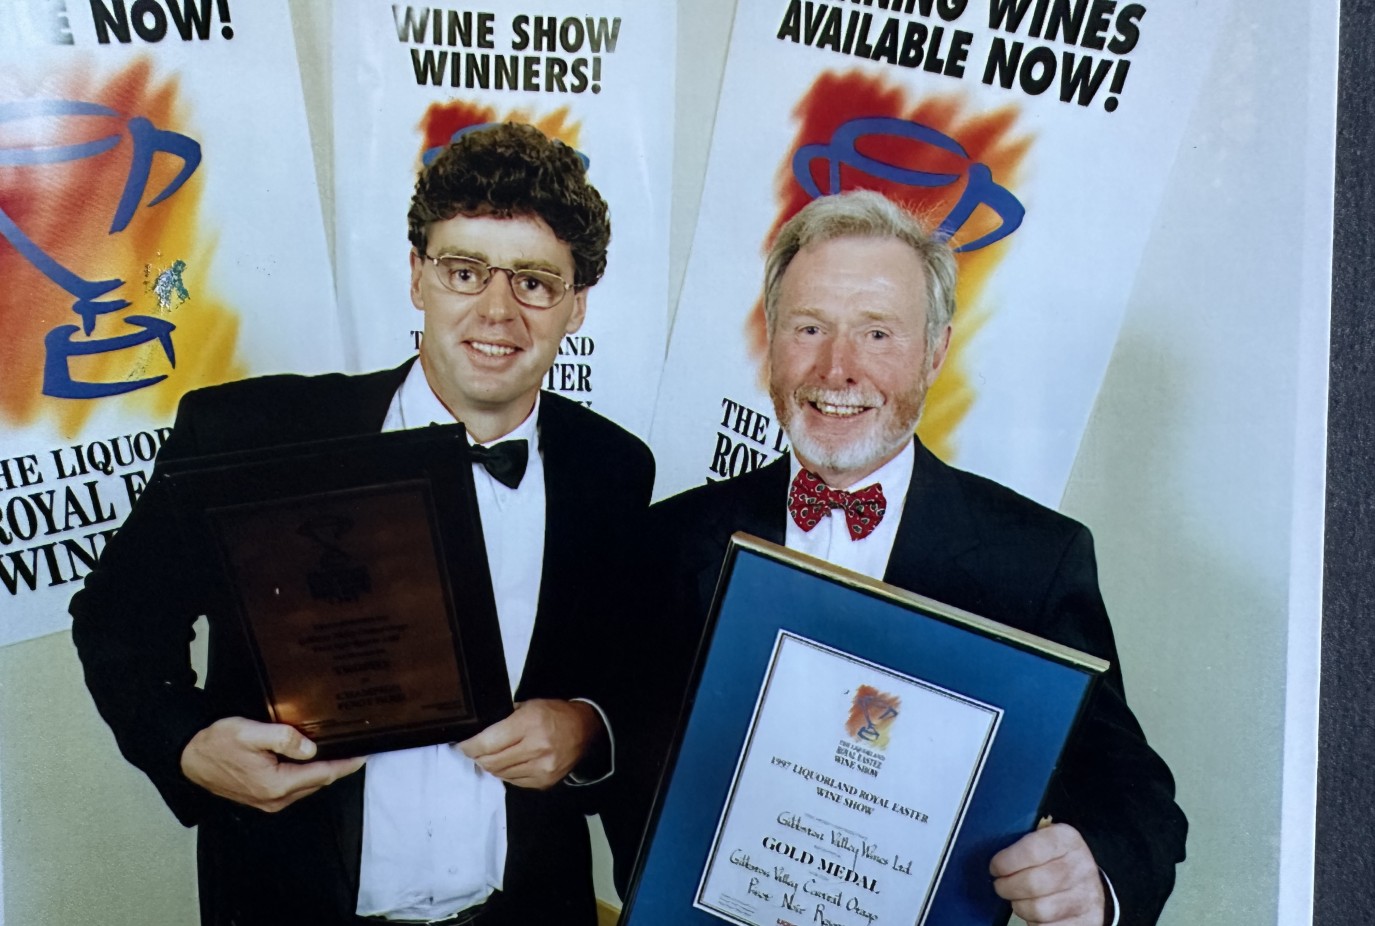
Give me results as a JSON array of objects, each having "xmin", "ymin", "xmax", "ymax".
[{"xmin": 1318, "ymin": 1, "xmax": 1375, "ymax": 921}]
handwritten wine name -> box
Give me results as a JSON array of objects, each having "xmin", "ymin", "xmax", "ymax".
[{"xmin": 725, "ymin": 816, "xmax": 924, "ymax": 926}]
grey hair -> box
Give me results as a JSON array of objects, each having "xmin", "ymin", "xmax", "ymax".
[{"xmin": 763, "ymin": 190, "xmax": 957, "ymax": 346}]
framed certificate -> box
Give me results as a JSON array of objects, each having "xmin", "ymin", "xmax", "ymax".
[
  {"xmin": 161, "ymin": 424, "xmax": 510, "ymax": 760},
  {"xmin": 620, "ymin": 533, "xmax": 1108, "ymax": 926}
]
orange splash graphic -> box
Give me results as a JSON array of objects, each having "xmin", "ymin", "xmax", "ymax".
[
  {"xmin": 0, "ymin": 58, "xmax": 244, "ymax": 437},
  {"xmin": 417, "ymin": 102, "xmax": 582, "ymax": 160},
  {"xmin": 846, "ymin": 684, "xmax": 901, "ymax": 750},
  {"xmin": 748, "ymin": 71, "xmax": 1032, "ymax": 460}
]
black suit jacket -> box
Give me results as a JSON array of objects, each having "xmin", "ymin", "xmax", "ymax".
[
  {"xmin": 609, "ymin": 446, "xmax": 1186, "ymax": 926},
  {"xmin": 70, "ymin": 361, "xmax": 654, "ymax": 925}
]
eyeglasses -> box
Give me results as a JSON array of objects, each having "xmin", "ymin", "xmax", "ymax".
[{"xmin": 421, "ymin": 254, "xmax": 574, "ymax": 309}]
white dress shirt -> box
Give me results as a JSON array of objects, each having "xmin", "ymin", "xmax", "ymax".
[{"xmin": 356, "ymin": 362, "xmax": 545, "ymax": 920}]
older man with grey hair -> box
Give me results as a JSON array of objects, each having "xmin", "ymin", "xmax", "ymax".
[{"xmin": 610, "ymin": 189, "xmax": 1186, "ymax": 926}]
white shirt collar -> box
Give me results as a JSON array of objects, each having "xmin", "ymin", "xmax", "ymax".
[{"xmin": 385, "ymin": 359, "xmax": 540, "ymax": 447}]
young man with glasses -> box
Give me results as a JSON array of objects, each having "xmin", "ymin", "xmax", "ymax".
[{"xmin": 71, "ymin": 122, "xmax": 653, "ymax": 925}]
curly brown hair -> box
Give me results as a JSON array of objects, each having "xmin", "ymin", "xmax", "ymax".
[{"xmin": 407, "ymin": 122, "xmax": 611, "ymax": 288}]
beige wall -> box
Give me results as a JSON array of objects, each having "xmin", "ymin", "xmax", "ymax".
[
  {"xmin": 0, "ymin": 631, "xmax": 198, "ymax": 924},
  {"xmin": 0, "ymin": 1, "xmax": 1319, "ymax": 924},
  {"xmin": 1060, "ymin": 3, "xmax": 1322, "ymax": 920}
]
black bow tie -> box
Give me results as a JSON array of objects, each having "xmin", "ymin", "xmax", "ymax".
[{"xmin": 469, "ymin": 439, "xmax": 529, "ymax": 489}]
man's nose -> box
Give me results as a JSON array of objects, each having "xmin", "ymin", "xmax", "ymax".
[
  {"xmin": 475, "ymin": 269, "xmax": 520, "ymax": 321},
  {"xmin": 816, "ymin": 334, "xmax": 857, "ymax": 382}
]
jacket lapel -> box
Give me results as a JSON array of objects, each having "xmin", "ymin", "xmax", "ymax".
[
  {"xmin": 882, "ymin": 441, "xmax": 987, "ymax": 614},
  {"xmin": 724, "ymin": 454, "xmax": 790, "ymax": 546},
  {"xmin": 677, "ymin": 456, "xmax": 791, "ymax": 618},
  {"xmin": 348, "ymin": 358, "xmax": 415, "ymax": 433},
  {"xmin": 520, "ymin": 394, "xmax": 585, "ymax": 698}
]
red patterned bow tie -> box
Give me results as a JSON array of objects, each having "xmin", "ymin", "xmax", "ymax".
[{"xmin": 788, "ymin": 468, "xmax": 887, "ymax": 541}]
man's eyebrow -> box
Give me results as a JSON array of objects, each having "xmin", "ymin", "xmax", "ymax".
[
  {"xmin": 507, "ymin": 257, "xmax": 566, "ymax": 275},
  {"xmin": 431, "ymin": 247, "xmax": 486, "ymax": 261},
  {"xmin": 779, "ymin": 306, "xmax": 909, "ymax": 328},
  {"xmin": 855, "ymin": 308, "xmax": 904, "ymax": 323},
  {"xmin": 430, "ymin": 249, "xmax": 565, "ymax": 275}
]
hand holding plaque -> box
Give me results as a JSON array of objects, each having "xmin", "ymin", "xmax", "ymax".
[
  {"xmin": 180, "ymin": 716, "xmax": 368, "ymax": 812},
  {"xmin": 163, "ymin": 425, "xmax": 510, "ymax": 761},
  {"xmin": 459, "ymin": 698, "xmax": 606, "ymax": 789},
  {"xmin": 989, "ymin": 822, "xmax": 1105, "ymax": 926}
]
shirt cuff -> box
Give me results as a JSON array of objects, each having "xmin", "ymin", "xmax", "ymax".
[
  {"xmin": 1100, "ymin": 868, "xmax": 1120, "ymax": 926},
  {"xmin": 565, "ymin": 697, "xmax": 614, "ymax": 786}
]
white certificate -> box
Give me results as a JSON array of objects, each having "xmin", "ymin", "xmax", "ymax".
[{"xmin": 696, "ymin": 632, "xmax": 1002, "ymax": 926}]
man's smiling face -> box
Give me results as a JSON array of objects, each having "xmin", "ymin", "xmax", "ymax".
[
  {"xmin": 767, "ymin": 234, "xmax": 949, "ymax": 488},
  {"xmin": 411, "ymin": 212, "xmax": 586, "ymax": 441}
]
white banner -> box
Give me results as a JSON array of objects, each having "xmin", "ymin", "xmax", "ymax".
[
  {"xmin": 0, "ymin": 0, "xmax": 342, "ymax": 646},
  {"xmin": 331, "ymin": 0, "xmax": 675, "ymax": 438},
  {"xmin": 652, "ymin": 0, "xmax": 1228, "ymax": 504}
]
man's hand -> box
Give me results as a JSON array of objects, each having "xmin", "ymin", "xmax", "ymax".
[
  {"xmin": 457, "ymin": 698, "xmax": 602, "ymax": 790},
  {"xmin": 989, "ymin": 823, "xmax": 1105, "ymax": 926},
  {"xmin": 180, "ymin": 717, "xmax": 366, "ymax": 813}
]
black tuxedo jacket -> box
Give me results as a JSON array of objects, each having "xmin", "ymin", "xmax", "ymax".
[
  {"xmin": 70, "ymin": 361, "xmax": 654, "ymax": 925},
  {"xmin": 610, "ymin": 446, "xmax": 1186, "ymax": 926}
]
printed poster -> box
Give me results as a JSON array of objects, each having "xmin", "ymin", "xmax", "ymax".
[
  {"xmin": 0, "ymin": 0, "xmax": 342, "ymax": 646},
  {"xmin": 331, "ymin": 0, "xmax": 675, "ymax": 438},
  {"xmin": 652, "ymin": 0, "xmax": 1228, "ymax": 504}
]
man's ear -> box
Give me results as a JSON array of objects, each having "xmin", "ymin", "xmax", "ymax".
[
  {"xmin": 565, "ymin": 288, "xmax": 589, "ymax": 334},
  {"xmin": 926, "ymin": 324, "xmax": 952, "ymax": 386},
  {"xmin": 762, "ymin": 320, "xmax": 777, "ymax": 385},
  {"xmin": 409, "ymin": 250, "xmax": 425, "ymax": 311}
]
